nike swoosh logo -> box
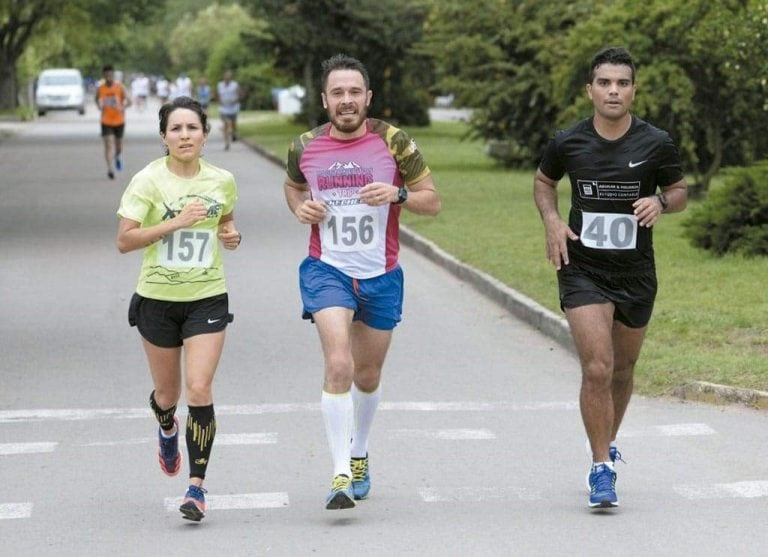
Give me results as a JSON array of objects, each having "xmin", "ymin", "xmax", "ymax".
[
  {"xmin": 207, "ymin": 318, "xmax": 221, "ymax": 324},
  {"xmin": 628, "ymin": 160, "xmax": 647, "ymax": 168}
]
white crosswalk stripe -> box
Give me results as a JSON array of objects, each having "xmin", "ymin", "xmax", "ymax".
[
  {"xmin": 164, "ymin": 492, "xmax": 289, "ymax": 512},
  {"xmin": 674, "ymin": 481, "xmax": 768, "ymax": 500},
  {"xmin": 77, "ymin": 432, "xmax": 278, "ymax": 447},
  {"xmin": 420, "ymin": 487, "xmax": 542, "ymax": 502},
  {"xmin": 390, "ymin": 428, "xmax": 496, "ymax": 440},
  {"xmin": 619, "ymin": 423, "xmax": 716, "ymax": 437},
  {"xmin": 0, "ymin": 503, "xmax": 33, "ymax": 520},
  {"xmin": 0, "ymin": 442, "xmax": 57, "ymax": 455}
]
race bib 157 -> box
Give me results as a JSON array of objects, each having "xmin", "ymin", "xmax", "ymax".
[{"xmin": 158, "ymin": 228, "xmax": 213, "ymax": 267}]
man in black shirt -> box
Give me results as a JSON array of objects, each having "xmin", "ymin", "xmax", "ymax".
[{"xmin": 534, "ymin": 46, "xmax": 687, "ymax": 508}]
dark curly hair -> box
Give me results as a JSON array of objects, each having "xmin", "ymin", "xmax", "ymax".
[{"xmin": 159, "ymin": 96, "xmax": 211, "ymax": 136}]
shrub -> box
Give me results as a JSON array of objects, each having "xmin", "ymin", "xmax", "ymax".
[{"xmin": 683, "ymin": 160, "xmax": 768, "ymax": 256}]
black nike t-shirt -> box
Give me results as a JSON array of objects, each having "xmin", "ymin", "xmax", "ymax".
[{"xmin": 538, "ymin": 116, "xmax": 684, "ymax": 274}]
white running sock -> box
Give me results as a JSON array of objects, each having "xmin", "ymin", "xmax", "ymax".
[
  {"xmin": 350, "ymin": 383, "xmax": 381, "ymax": 458},
  {"xmin": 321, "ymin": 390, "xmax": 353, "ymax": 478}
]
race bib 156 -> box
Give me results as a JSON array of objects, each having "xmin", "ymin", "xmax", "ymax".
[{"xmin": 321, "ymin": 211, "xmax": 380, "ymax": 252}]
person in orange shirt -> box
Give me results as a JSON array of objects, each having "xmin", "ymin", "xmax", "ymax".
[{"xmin": 95, "ymin": 65, "xmax": 131, "ymax": 179}]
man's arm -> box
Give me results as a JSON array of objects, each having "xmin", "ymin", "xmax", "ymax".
[
  {"xmin": 284, "ymin": 177, "xmax": 326, "ymax": 224},
  {"xmin": 533, "ymin": 168, "xmax": 578, "ymax": 270},
  {"xmin": 659, "ymin": 178, "xmax": 687, "ymax": 213},
  {"xmin": 357, "ymin": 175, "xmax": 441, "ymax": 216},
  {"xmin": 633, "ymin": 177, "xmax": 688, "ymax": 228}
]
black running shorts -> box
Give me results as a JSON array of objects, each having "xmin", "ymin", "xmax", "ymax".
[
  {"xmin": 101, "ymin": 124, "xmax": 125, "ymax": 138},
  {"xmin": 128, "ymin": 293, "xmax": 233, "ymax": 347},
  {"xmin": 557, "ymin": 264, "xmax": 657, "ymax": 329}
]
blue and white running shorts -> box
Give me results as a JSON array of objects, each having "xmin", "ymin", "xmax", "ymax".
[{"xmin": 299, "ymin": 257, "xmax": 403, "ymax": 331}]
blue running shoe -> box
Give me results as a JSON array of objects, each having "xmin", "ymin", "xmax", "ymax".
[
  {"xmin": 158, "ymin": 416, "xmax": 181, "ymax": 477},
  {"xmin": 588, "ymin": 464, "xmax": 619, "ymax": 508},
  {"xmin": 325, "ymin": 474, "xmax": 355, "ymax": 510},
  {"xmin": 585, "ymin": 442, "xmax": 624, "ymax": 490},
  {"xmin": 351, "ymin": 455, "xmax": 370, "ymax": 500},
  {"xmin": 179, "ymin": 485, "xmax": 207, "ymax": 521},
  {"xmin": 115, "ymin": 154, "xmax": 123, "ymax": 171}
]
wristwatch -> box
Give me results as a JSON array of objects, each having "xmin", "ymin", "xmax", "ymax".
[
  {"xmin": 656, "ymin": 192, "xmax": 669, "ymax": 211},
  {"xmin": 395, "ymin": 186, "xmax": 408, "ymax": 204}
]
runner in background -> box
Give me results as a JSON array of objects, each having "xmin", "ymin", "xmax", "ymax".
[
  {"xmin": 216, "ymin": 70, "xmax": 241, "ymax": 150},
  {"xmin": 95, "ymin": 64, "xmax": 131, "ymax": 180}
]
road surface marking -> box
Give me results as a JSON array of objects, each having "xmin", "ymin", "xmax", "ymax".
[
  {"xmin": 164, "ymin": 492, "xmax": 289, "ymax": 512},
  {"xmin": 674, "ymin": 481, "xmax": 768, "ymax": 500},
  {"xmin": 0, "ymin": 442, "xmax": 57, "ymax": 455},
  {"xmin": 0, "ymin": 401, "xmax": 581, "ymax": 423},
  {"xmin": 420, "ymin": 487, "xmax": 542, "ymax": 502},
  {"xmin": 619, "ymin": 423, "xmax": 716, "ymax": 438},
  {"xmin": 390, "ymin": 428, "xmax": 496, "ymax": 440},
  {"xmin": 78, "ymin": 432, "xmax": 278, "ymax": 447},
  {"xmin": 0, "ymin": 503, "xmax": 33, "ymax": 519}
]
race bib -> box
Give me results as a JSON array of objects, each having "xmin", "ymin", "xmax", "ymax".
[
  {"xmin": 158, "ymin": 229, "xmax": 213, "ymax": 267},
  {"xmin": 321, "ymin": 211, "xmax": 380, "ymax": 252},
  {"xmin": 580, "ymin": 212, "xmax": 638, "ymax": 250}
]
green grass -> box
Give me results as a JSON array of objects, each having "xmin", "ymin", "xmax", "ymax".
[
  {"xmin": 0, "ymin": 106, "xmax": 35, "ymax": 121},
  {"xmin": 239, "ymin": 112, "xmax": 768, "ymax": 396}
]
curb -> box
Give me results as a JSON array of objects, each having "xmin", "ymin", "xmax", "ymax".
[
  {"xmin": 244, "ymin": 138, "xmax": 765, "ymax": 411},
  {"xmin": 672, "ymin": 381, "xmax": 768, "ymax": 410}
]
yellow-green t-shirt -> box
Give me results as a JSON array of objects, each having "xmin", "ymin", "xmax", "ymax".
[{"xmin": 117, "ymin": 157, "xmax": 238, "ymax": 301}]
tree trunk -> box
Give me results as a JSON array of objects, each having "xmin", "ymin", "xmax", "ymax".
[
  {"xmin": 0, "ymin": 52, "xmax": 19, "ymax": 110},
  {"xmin": 303, "ymin": 57, "xmax": 317, "ymax": 129},
  {"xmin": 699, "ymin": 129, "xmax": 724, "ymax": 194}
]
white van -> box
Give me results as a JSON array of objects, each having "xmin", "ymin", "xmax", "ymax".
[{"xmin": 35, "ymin": 68, "xmax": 86, "ymax": 116}]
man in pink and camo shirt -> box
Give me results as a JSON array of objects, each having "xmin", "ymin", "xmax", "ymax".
[{"xmin": 284, "ymin": 53, "xmax": 441, "ymax": 510}]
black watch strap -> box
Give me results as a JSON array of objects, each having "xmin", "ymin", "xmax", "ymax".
[{"xmin": 396, "ymin": 186, "xmax": 408, "ymax": 204}]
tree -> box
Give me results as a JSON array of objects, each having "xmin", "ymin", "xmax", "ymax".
[
  {"xmin": 0, "ymin": 0, "xmax": 57, "ymax": 109},
  {"xmin": 167, "ymin": 3, "xmax": 268, "ymax": 76},
  {"xmin": 249, "ymin": 0, "xmax": 432, "ymax": 128},
  {"xmin": 549, "ymin": 0, "xmax": 768, "ymax": 190},
  {"xmin": 1, "ymin": 0, "xmax": 164, "ymax": 110},
  {"xmin": 421, "ymin": 0, "xmax": 597, "ymax": 165}
]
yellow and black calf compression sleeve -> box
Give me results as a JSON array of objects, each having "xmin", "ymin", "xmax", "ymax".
[
  {"xmin": 186, "ymin": 404, "xmax": 216, "ymax": 479},
  {"xmin": 149, "ymin": 390, "xmax": 177, "ymax": 432}
]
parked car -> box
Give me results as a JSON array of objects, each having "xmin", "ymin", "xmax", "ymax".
[{"xmin": 35, "ymin": 68, "xmax": 86, "ymax": 116}]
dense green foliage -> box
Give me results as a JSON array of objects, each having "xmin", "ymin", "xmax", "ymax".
[
  {"xmin": 424, "ymin": 0, "xmax": 768, "ymax": 193},
  {"xmin": 249, "ymin": 0, "xmax": 433, "ymax": 128},
  {"xmin": 684, "ymin": 161, "xmax": 768, "ymax": 256}
]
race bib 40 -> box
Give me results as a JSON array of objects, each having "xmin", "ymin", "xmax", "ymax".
[{"xmin": 580, "ymin": 212, "xmax": 638, "ymax": 250}]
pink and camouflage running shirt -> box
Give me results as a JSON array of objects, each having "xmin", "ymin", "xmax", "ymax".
[{"xmin": 286, "ymin": 118, "xmax": 431, "ymax": 279}]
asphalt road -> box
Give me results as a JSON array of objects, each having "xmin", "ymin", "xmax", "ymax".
[{"xmin": 1, "ymin": 100, "xmax": 767, "ymax": 556}]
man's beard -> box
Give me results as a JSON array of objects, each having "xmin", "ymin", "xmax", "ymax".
[{"xmin": 329, "ymin": 104, "xmax": 368, "ymax": 134}]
